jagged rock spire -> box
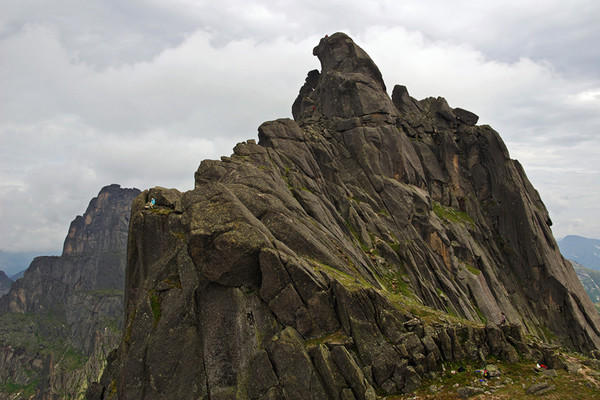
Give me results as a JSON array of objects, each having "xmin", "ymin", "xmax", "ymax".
[
  {"xmin": 293, "ymin": 32, "xmax": 397, "ymax": 121},
  {"xmin": 312, "ymin": 32, "xmax": 386, "ymax": 90}
]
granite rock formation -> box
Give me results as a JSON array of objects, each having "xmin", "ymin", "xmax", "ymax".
[
  {"xmin": 0, "ymin": 184, "xmax": 139, "ymax": 400},
  {"xmin": 90, "ymin": 33, "xmax": 600, "ymax": 400}
]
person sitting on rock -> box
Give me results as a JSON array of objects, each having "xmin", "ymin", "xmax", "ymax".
[{"xmin": 144, "ymin": 198, "xmax": 156, "ymax": 209}]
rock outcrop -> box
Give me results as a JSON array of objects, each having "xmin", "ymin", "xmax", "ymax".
[
  {"xmin": 90, "ymin": 33, "xmax": 600, "ymax": 400},
  {"xmin": 0, "ymin": 184, "xmax": 139, "ymax": 400},
  {"xmin": 0, "ymin": 271, "xmax": 11, "ymax": 297}
]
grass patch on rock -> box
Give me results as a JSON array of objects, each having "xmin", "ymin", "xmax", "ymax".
[
  {"xmin": 463, "ymin": 263, "xmax": 481, "ymax": 275},
  {"xmin": 0, "ymin": 380, "xmax": 38, "ymax": 397},
  {"xmin": 433, "ymin": 202, "xmax": 475, "ymax": 226},
  {"xmin": 311, "ymin": 260, "xmax": 375, "ymax": 291},
  {"xmin": 391, "ymin": 358, "xmax": 600, "ymax": 400},
  {"xmin": 149, "ymin": 291, "xmax": 161, "ymax": 326},
  {"xmin": 304, "ymin": 330, "xmax": 350, "ymax": 349}
]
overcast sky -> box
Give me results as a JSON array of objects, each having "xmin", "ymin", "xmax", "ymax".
[{"xmin": 1, "ymin": 0, "xmax": 599, "ymax": 256}]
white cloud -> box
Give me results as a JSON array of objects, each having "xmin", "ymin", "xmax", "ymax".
[{"xmin": 1, "ymin": 2, "xmax": 600, "ymax": 251}]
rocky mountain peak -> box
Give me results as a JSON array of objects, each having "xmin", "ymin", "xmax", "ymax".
[
  {"xmin": 293, "ymin": 32, "xmax": 396, "ymax": 121},
  {"xmin": 313, "ymin": 32, "xmax": 386, "ymax": 90},
  {"xmin": 63, "ymin": 184, "xmax": 141, "ymax": 257},
  {"xmin": 89, "ymin": 34, "xmax": 600, "ymax": 400}
]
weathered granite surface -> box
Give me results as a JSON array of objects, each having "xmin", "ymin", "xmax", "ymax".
[{"xmin": 89, "ymin": 33, "xmax": 600, "ymax": 400}]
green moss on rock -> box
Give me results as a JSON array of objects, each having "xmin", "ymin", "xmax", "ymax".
[{"xmin": 149, "ymin": 291, "xmax": 161, "ymax": 326}]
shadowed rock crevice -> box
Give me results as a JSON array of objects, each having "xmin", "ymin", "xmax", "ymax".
[{"xmin": 90, "ymin": 33, "xmax": 600, "ymax": 399}]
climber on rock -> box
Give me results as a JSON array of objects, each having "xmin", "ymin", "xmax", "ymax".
[{"xmin": 144, "ymin": 198, "xmax": 156, "ymax": 209}]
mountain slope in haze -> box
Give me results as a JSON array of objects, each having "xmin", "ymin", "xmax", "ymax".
[
  {"xmin": 560, "ymin": 235, "xmax": 600, "ymax": 271},
  {"xmin": 572, "ymin": 260, "xmax": 600, "ymax": 312},
  {"xmin": 0, "ymin": 184, "xmax": 140, "ymax": 400},
  {"xmin": 10, "ymin": 270, "xmax": 25, "ymax": 281},
  {"xmin": 0, "ymin": 271, "xmax": 11, "ymax": 297},
  {"xmin": 89, "ymin": 33, "xmax": 600, "ymax": 400},
  {"xmin": 0, "ymin": 251, "xmax": 56, "ymax": 278}
]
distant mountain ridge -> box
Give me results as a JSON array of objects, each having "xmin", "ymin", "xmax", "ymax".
[{"xmin": 559, "ymin": 235, "xmax": 600, "ymax": 271}]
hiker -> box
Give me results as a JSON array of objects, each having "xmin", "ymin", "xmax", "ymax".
[
  {"xmin": 500, "ymin": 312, "xmax": 506, "ymax": 325},
  {"xmin": 144, "ymin": 198, "xmax": 156, "ymax": 209}
]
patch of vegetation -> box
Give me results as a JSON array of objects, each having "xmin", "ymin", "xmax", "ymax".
[
  {"xmin": 474, "ymin": 306, "xmax": 487, "ymax": 324},
  {"xmin": 348, "ymin": 196, "xmax": 363, "ymax": 204},
  {"xmin": 61, "ymin": 346, "xmax": 87, "ymax": 372},
  {"xmin": 388, "ymin": 241, "xmax": 402, "ymax": 254},
  {"xmin": 0, "ymin": 311, "xmax": 88, "ymax": 389},
  {"xmin": 149, "ymin": 291, "xmax": 161, "ymax": 326},
  {"xmin": 304, "ymin": 330, "xmax": 349, "ymax": 348},
  {"xmin": 393, "ymin": 358, "xmax": 600, "ymax": 400},
  {"xmin": 282, "ymin": 167, "xmax": 293, "ymax": 191},
  {"xmin": 463, "ymin": 263, "xmax": 481, "ymax": 275},
  {"xmin": 0, "ymin": 312, "xmax": 66, "ymax": 352},
  {"xmin": 377, "ymin": 208, "xmax": 390, "ymax": 217},
  {"xmin": 107, "ymin": 380, "xmax": 118, "ymax": 400},
  {"xmin": 148, "ymin": 207, "xmax": 174, "ymax": 215},
  {"xmin": 309, "ymin": 257, "xmax": 481, "ymax": 329},
  {"xmin": 432, "ymin": 202, "xmax": 475, "ymax": 226},
  {"xmin": 100, "ymin": 317, "xmax": 121, "ymax": 334},
  {"xmin": 381, "ymin": 270, "xmax": 413, "ymax": 298},
  {"xmin": 344, "ymin": 219, "xmax": 360, "ymax": 242},
  {"xmin": 311, "ymin": 260, "xmax": 374, "ymax": 291},
  {"xmin": 540, "ymin": 325, "xmax": 558, "ymax": 341},
  {"xmin": 0, "ymin": 379, "xmax": 38, "ymax": 397},
  {"xmin": 344, "ymin": 219, "xmax": 371, "ymax": 253}
]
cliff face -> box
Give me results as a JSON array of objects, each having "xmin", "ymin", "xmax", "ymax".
[
  {"xmin": 91, "ymin": 33, "xmax": 600, "ymax": 400},
  {"xmin": 0, "ymin": 184, "xmax": 139, "ymax": 400}
]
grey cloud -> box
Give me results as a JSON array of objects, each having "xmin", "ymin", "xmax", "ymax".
[
  {"xmin": 1, "ymin": 27, "xmax": 317, "ymax": 135},
  {"xmin": 3, "ymin": 1, "xmax": 599, "ymax": 78},
  {"xmin": 1, "ymin": 2, "xmax": 600, "ymax": 252}
]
